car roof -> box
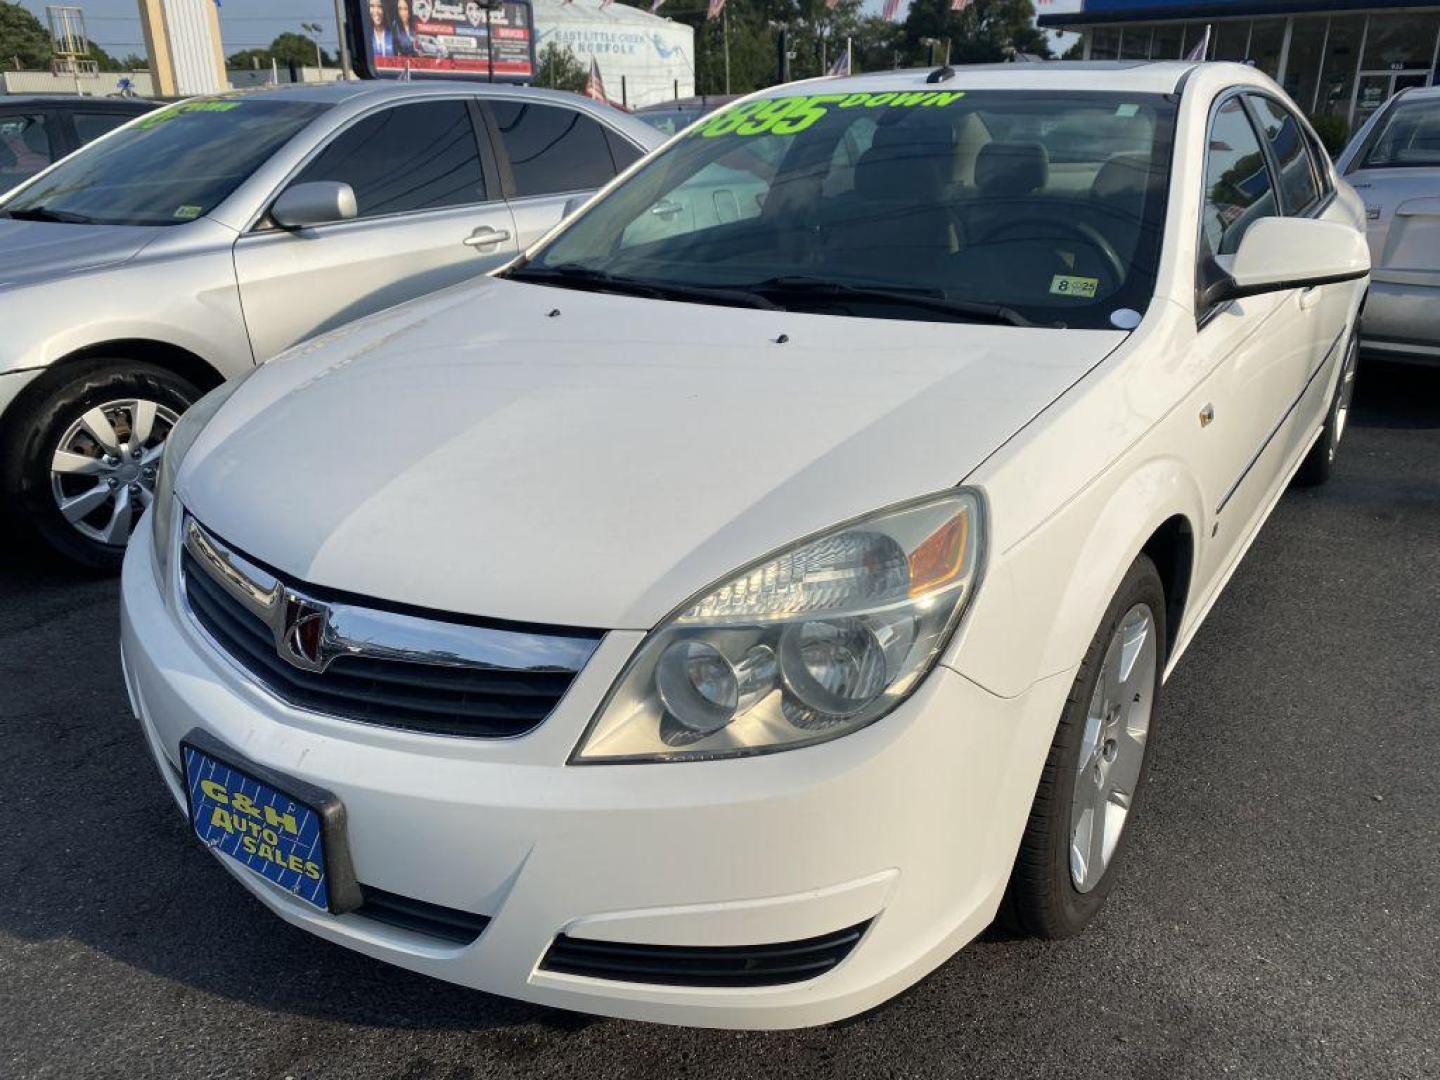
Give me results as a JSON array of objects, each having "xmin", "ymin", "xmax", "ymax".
[
  {"xmin": 228, "ymin": 79, "xmax": 614, "ymax": 109},
  {"xmin": 1394, "ymin": 84, "xmax": 1440, "ymax": 102},
  {"xmin": 0, "ymin": 94, "xmax": 155, "ymax": 109},
  {"xmin": 753, "ymin": 61, "xmax": 1201, "ymax": 99}
]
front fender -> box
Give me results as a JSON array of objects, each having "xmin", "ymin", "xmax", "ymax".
[
  {"xmin": 947, "ymin": 456, "xmax": 1204, "ymax": 700},
  {"xmin": 0, "ymin": 227, "xmax": 252, "ymax": 381}
]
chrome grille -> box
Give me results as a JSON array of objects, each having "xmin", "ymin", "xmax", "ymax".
[{"xmin": 179, "ymin": 516, "xmax": 601, "ymax": 738}]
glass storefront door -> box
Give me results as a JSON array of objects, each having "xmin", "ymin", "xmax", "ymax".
[{"xmin": 1354, "ymin": 71, "xmax": 1433, "ymax": 127}]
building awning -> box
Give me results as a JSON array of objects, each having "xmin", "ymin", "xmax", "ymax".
[{"xmin": 1039, "ymin": 0, "xmax": 1440, "ymax": 27}]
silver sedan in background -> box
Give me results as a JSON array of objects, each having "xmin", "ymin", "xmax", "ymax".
[
  {"xmin": 1337, "ymin": 85, "xmax": 1440, "ymax": 366},
  {"xmin": 0, "ymin": 81, "xmax": 660, "ymax": 568}
]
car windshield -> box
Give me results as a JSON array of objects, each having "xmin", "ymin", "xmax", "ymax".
[
  {"xmin": 1360, "ymin": 99, "xmax": 1440, "ymax": 169},
  {"xmin": 507, "ymin": 89, "xmax": 1176, "ymax": 328},
  {"xmin": 635, "ymin": 107, "xmax": 707, "ymax": 136},
  {"xmin": 1, "ymin": 97, "xmax": 327, "ymax": 227}
]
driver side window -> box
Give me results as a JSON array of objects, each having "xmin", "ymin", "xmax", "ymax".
[{"xmin": 1200, "ymin": 96, "xmax": 1278, "ymax": 261}]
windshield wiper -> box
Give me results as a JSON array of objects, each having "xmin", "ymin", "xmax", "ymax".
[
  {"xmin": 2, "ymin": 206, "xmax": 95, "ymax": 224},
  {"xmin": 742, "ymin": 276, "xmax": 1038, "ymax": 327},
  {"xmin": 505, "ymin": 263, "xmax": 781, "ymax": 311}
]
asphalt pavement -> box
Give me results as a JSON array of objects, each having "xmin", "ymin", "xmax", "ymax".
[{"xmin": 1, "ymin": 360, "xmax": 1436, "ymax": 1080}]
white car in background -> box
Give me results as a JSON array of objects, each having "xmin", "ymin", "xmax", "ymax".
[
  {"xmin": 122, "ymin": 62, "xmax": 1368, "ymax": 1029},
  {"xmin": 0, "ymin": 81, "xmax": 659, "ymax": 568}
]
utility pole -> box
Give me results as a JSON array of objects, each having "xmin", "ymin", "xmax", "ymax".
[
  {"xmin": 331, "ymin": 0, "xmax": 351, "ymax": 78},
  {"xmin": 485, "ymin": 0, "xmax": 496, "ymax": 82},
  {"xmin": 722, "ymin": 4, "xmax": 730, "ymax": 95}
]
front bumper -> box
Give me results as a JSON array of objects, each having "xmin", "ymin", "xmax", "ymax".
[
  {"xmin": 1360, "ymin": 277, "xmax": 1440, "ymax": 365},
  {"xmin": 121, "ymin": 521, "xmax": 1071, "ymax": 1029}
]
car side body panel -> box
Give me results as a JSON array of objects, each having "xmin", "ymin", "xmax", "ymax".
[{"xmin": 950, "ymin": 64, "xmax": 1368, "ymax": 699}]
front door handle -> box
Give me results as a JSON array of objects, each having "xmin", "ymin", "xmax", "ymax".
[
  {"xmin": 1299, "ymin": 286, "xmax": 1323, "ymax": 310},
  {"xmin": 463, "ymin": 226, "xmax": 511, "ymax": 249}
]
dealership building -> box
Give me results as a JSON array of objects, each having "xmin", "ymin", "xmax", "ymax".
[{"xmin": 1037, "ymin": 1, "xmax": 1440, "ymax": 131}]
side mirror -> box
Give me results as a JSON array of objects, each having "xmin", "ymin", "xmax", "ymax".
[
  {"xmin": 271, "ymin": 181, "xmax": 357, "ymax": 229},
  {"xmin": 561, "ymin": 194, "xmax": 589, "ymax": 219},
  {"xmin": 1201, "ymin": 216, "xmax": 1369, "ymax": 308}
]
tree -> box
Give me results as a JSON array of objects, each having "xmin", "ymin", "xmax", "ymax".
[
  {"xmin": 901, "ymin": 0, "xmax": 1050, "ymax": 66},
  {"xmin": 0, "ymin": 1, "xmax": 53, "ymax": 70},
  {"xmin": 226, "ymin": 32, "xmax": 334, "ymax": 72},
  {"xmin": 270, "ymin": 31, "xmax": 334, "ymax": 68},
  {"xmin": 535, "ymin": 41, "xmax": 588, "ymax": 93}
]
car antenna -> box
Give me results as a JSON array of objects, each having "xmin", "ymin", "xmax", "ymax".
[{"xmin": 926, "ymin": 65, "xmax": 956, "ymax": 84}]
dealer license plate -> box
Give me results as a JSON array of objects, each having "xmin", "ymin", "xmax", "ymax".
[{"xmin": 182, "ymin": 742, "xmax": 331, "ymax": 911}]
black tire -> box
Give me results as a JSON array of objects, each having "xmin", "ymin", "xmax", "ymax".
[
  {"xmin": 1294, "ymin": 332, "xmax": 1359, "ymax": 488},
  {"xmin": 1000, "ymin": 554, "xmax": 1167, "ymax": 939},
  {"xmin": 0, "ymin": 360, "xmax": 201, "ymax": 571}
]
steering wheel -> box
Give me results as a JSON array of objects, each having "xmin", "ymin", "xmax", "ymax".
[{"xmin": 975, "ymin": 217, "xmax": 1126, "ymax": 287}]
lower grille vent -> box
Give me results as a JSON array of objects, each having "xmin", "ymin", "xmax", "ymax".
[
  {"xmin": 539, "ymin": 921, "xmax": 871, "ymax": 987},
  {"xmin": 354, "ymin": 885, "xmax": 490, "ymax": 945}
]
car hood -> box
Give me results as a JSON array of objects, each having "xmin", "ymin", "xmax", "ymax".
[
  {"xmin": 181, "ymin": 277, "xmax": 1122, "ymax": 630},
  {"xmin": 0, "ymin": 218, "xmax": 158, "ymax": 287}
]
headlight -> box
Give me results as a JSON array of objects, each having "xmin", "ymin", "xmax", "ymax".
[
  {"xmin": 149, "ymin": 371, "xmax": 254, "ymax": 592},
  {"xmin": 574, "ymin": 489, "xmax": 985, "ymax": 763}
]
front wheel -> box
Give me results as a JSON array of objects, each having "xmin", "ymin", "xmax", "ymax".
[
  {"xmin": 0, "ymin": 360, "xmax": 200, "ymax": 570},
  {"xmin": 1000, "ymin": 554, "xmax": 1166, "ymax": 938}
]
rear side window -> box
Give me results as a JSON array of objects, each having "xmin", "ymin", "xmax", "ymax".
[
  {"xmin": 1201, "ymin": 97, "xmax": 1277, "ymax": 259},
  {"xmin": 294, "ymin": 100, "xmax": 486, "ymax": 219},
  {"xmin": 1247, "ymin": 95, "xmax": 1322, "ymax": 214},
  {"xmin": 490, "ymin": 102, "xmax": 616, "ymax": 197},
  {"xmin": 605, "ymin": 129, "xmax": 642, "ymax": 172},
  {"xmin": 1360, "ymin": 99, "xmax": 1440, "ymax": 169},
  {"xmin": 0, "ymin": 113, "xmax": 53, "ymax": 188},
  {"xmin": 73, "ymin": 111, "xmax": 134, "ymax": 145}
]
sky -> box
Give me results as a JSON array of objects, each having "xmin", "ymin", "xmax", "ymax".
[{"xmin": 18, "ymin": 1, "xmax": 349, "ymax": 59}]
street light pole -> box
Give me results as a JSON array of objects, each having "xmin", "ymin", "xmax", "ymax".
[
  {"xmin": 302, "ymin": 21, "xmax": 325, "ymax": 75},
  {"xmin": 330, "ymin": 0, "xmax": 351, "ymax": 78}
]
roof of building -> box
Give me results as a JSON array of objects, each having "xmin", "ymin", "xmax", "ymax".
[{"xmin": 1039, "ymin": 0, "xmax": 1440, "ymax": 26}]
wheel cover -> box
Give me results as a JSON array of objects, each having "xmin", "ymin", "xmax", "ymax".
[
  {"xmin": 1069, "ymin": 603, "xmax": 1157, "ymax": 894},
  {"xmin": 49, "ymin": 397, "xmax": 179, "ymax": 547},
  {"xmin": 1330, "ymin": 336, "xmax": 1359, "ymax": 459}
]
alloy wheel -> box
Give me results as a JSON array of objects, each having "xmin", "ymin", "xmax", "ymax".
[
  {"xmin": 48, "ymin": 398, "xmax": 178, "ymax": 546},
  {"xmin": 1069, "ymin": 603, "xmax": 1157, "ymax": 894}
]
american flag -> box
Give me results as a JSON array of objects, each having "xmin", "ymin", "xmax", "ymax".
[
  {"xmin": 707, "ymin": 0, "xmax": 726, "ymax": 20},
  {"xmin": 600, "ymin": 0, "xmax": 613, "ymax": 9},
  {"xmin": 881, "ymin": 0, "xmax": 904, "ymax": 21},
  {"xmin": 585, "ymin": 56, "xmax": 609, "ymax": 102},
  {"xmin": 827, "ymin": 43, "xmax": 851, "ymax": 76},
  {"xmin": 950, "ymin": 0, "xmax": 970, "ymax": 10}
]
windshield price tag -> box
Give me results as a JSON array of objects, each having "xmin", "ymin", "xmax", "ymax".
[
  {"xmin": 135, "ymin": 100, "xmax": 242, "ymax": 131},
  {"xmin": 695, "ymin": 91, "xmax": 966, "ymax": 139}
]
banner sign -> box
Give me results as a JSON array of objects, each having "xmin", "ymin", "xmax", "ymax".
[{"xmin": 349, "ymin": 0, "xmax": 536, "ymax": 82}]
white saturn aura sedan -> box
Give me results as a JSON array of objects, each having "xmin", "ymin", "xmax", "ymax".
[{"xmin": 121, "ymin": 61, "xmax": 1369, "ymax": 1029}]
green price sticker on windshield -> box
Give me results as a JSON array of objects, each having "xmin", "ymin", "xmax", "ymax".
[
  {"xmin": 695, "ymin": 90, "xmax": 966, "ymax": 139},
  {"xmin": 136, "ymin": 99, "xmax": 242, "ymax": 131}
]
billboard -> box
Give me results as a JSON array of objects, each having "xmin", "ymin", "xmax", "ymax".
[{"xmin": 350, "ymin": 0, "xmax": 536, "ymax": 82}]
